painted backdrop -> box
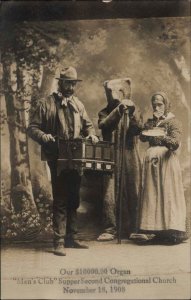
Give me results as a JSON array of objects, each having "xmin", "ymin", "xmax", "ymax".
[{"xmin": 1, "ymin": 17, "xmax": 190, "ymax": 240}]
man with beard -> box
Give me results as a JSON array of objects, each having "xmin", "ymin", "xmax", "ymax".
[{"xmin": 28, "ymin": 67, "xmax": 98, "ymax": 256}]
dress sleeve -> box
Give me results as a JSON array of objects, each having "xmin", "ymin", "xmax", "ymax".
[
  {"xmin": 140, "ymin": 118, "xmax": 182, "ymax": 151},
  {"xmin": 162, "ymin": 119, "xmax": 182, "ymax": 151}
]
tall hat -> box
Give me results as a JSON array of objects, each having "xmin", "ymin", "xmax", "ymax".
[{"xmin": 56, "ymin": 67, "xmax": 82, "ymax": 81}]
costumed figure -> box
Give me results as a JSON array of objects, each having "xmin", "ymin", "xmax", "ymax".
[
  {"xmin": 135, "ymin": 92, "xmax": 187, "ymax": 245},
  {"xmin": 28, "ymin": 67, "xmax": 98, "ymax": 255},
  {"xmin": 97, "ymin": 78, "xmax": 142, "ymax": 241}
]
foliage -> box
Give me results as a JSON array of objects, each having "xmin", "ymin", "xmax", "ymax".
[
  {"xmin": 1, "ymin": 192, "xmax": 53, "ymax": 240},
  {"xmin": 2, "ymin": 22, "xmax": 61, "ymax": 216}
]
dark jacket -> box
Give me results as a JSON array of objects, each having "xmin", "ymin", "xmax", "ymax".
[{"xmin": 27, "ymin": 93, "xmax": 95, "ymax": 160}]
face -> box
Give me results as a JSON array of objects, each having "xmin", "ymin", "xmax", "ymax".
[
  {"xmin": 58, "ymin": 80, "xmax": 77, "ymax": 97},
  {"xmin": 152, "ymin": 95, "xmax": 165, "ymax": 118}
]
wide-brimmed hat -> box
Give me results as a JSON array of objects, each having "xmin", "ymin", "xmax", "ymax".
[{"xmin": 55, "ymin": 67, "xmax": 82, "ymax": 81}]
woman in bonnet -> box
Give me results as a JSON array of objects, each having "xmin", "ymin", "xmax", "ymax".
[{"xmin": 135, "ymin": 91, "xmax": 187, "ymax": 245}]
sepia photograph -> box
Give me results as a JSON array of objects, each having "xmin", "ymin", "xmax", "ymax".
[{"xmin": 1, "ymin": 1, "xmax": 191, "ymax": 299}]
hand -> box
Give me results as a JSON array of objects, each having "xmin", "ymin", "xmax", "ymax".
[
  {"xmin": 86, "ymin": 135, "xmax": 99, "ymax": 144},
  {"xmin": 119, "ymin": 99, "xmax": 135, "ymax": 115},
  {"xmin": 144, "ymin": 123, "xmax": 153, "ymax": 130},
  {"xmin": 121, "ymin": 99, "xmax": 135, "ymax": 107},
  {"xmin": 41, "ymin": 134, "xmax": 55, "ymax": 143}
]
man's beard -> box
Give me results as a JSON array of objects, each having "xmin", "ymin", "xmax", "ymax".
[{"xmin": 61, "ymin": 89, "xmax": 74, "ymax": 97}]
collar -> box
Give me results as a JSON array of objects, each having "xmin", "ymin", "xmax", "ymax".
[
  {"xmin": 61, "ymin": 96, "xmax": 73, "ymax": 107},
  {"xmin": 154, "ymin": 112, "xmax": 175, "ymax": 126},
  {"xmin": 153, "ymin": 114, "xmax": 166, "ymax": 121},
  {"xmin": 56, "ymin": 93, "xmax": 78, "ymax": 113},
  {"xmin": 153, "ymin": 112, "xmax": 175, "ymax": 121},
  {"xmin": 56, "ymin": 92, "xmax": 73, "ymax": 106},
  {"xmin": 164, "ymin": 112, "xmax": 175, "ymax": 121}
]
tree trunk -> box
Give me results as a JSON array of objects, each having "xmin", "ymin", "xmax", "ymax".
[
  {"xmin": 39, "ymin": 66, "xmax": 56, "ymax": 98},
  {"xmin": 3, "ymin": 60, "xmax": 37, "ymax": 213},
  {"xmin": 28, "ymin": 65, "xmax": 55, "ymax": 191}
]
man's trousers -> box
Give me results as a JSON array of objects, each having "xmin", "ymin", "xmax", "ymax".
[{"xmin": 48, "ymin": 161, "xmax": 81, "ymax": 245}]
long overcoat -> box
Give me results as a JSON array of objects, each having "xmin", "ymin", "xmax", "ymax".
[{"xmin": 98, "ymin": 102, "xmax": 142, "ymax": 236}]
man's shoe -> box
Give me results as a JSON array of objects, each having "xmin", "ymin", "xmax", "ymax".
[
  {"xmin": 65, "ymin": 240, "xmax": 88, "ymax": 249},
  {"xmin": 54, "ymin": 244, "xmax": 66, "ymax": 256}
]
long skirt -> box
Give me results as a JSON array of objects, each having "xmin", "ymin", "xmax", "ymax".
[{"xmin": 139, "ymin": 146, "xmax": 186, "ymax": 232}]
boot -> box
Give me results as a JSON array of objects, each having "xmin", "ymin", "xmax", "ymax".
[
  {"xmin": 54, "ymin": 243, "xmax": 66, "ymax": 256},
  {"xmin": 65, "ymin": 238, "xmax": 88, "ymax": 249}
]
